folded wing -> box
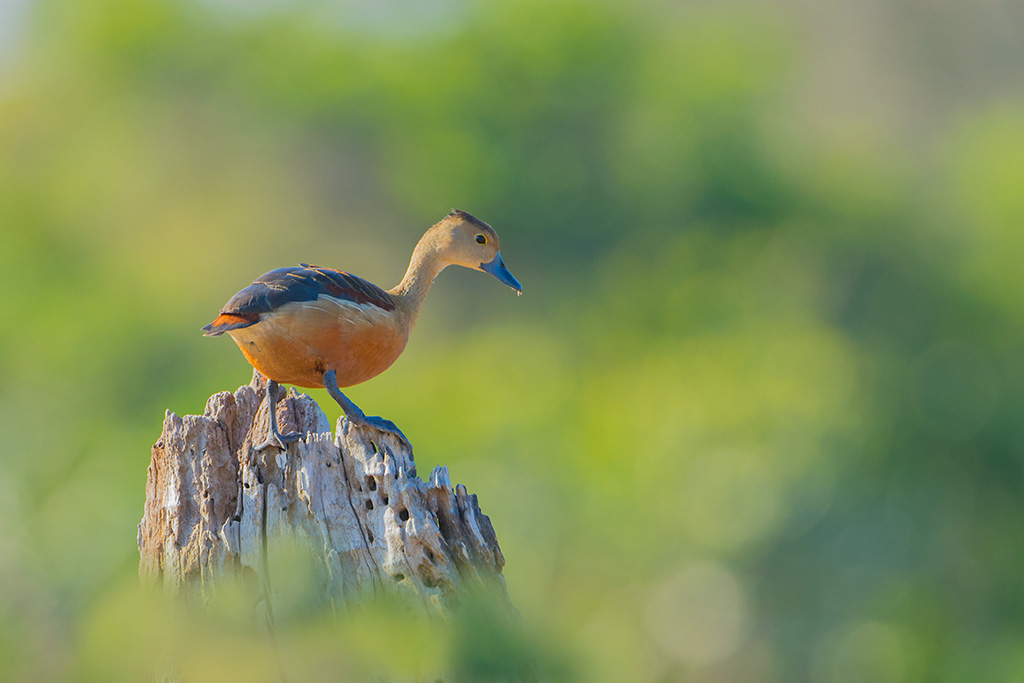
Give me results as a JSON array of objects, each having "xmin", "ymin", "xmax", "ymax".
[{"xmin": 202, "ymin": 264, "xmax": 397, "ymax": 337}]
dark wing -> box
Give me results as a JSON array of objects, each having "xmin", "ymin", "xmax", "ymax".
[{"xmin": 201, "ymin": 264, "xmax": 397, "ymax": 336}]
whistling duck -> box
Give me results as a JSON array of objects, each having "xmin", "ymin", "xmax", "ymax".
[{"xmin": 202, "ymin": 210, "xmax": 522, "ymax": 450}]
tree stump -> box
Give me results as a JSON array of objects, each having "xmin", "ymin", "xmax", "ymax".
[{"xmin": 138, "ymin": 371, "xmax": 527, "ymax": 680}]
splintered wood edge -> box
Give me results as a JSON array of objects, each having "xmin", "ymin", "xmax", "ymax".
[{"xmin": 138, "ymin": 371, "xmax": 512, "ymax": 618}]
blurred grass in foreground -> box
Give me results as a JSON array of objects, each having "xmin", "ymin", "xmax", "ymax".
[{"xmin": 75, "ymin": 565, "xmax": 563, "ymax": 683}]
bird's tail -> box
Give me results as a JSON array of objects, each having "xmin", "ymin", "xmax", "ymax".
[{"xmin": 202, "ymin": 313, "xmax": 258, "ymax": 336}]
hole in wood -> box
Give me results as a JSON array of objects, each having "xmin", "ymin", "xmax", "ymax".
[
  {"xmin": 366, "ymin": 529, "xmax": 374, "ymax": 543},
  {"xmin": 367, "ymin": 477, "xmax": 377, "ymax": 491},
  {"xmin": 393, "ymin": 573, "xmax": 404, "ymax": 582},
  {"xmin": 382, "ymin": 495, "xmax": 389, "ymax": 505},
  {"xmin": 370, "ymin": 441, "xmax": 379, "ymax": 454},
  {"xmin": 398, "ymin": 509, "xmax": 409, "ymax": 522},
  {"xmin": 365, "ymin": 499, "xmax": 373, "ymax": 511}
]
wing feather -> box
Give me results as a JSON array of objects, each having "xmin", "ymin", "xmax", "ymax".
[{"xmin": 201, "ymin": 265, "xmax": 396, "ymax": 336}]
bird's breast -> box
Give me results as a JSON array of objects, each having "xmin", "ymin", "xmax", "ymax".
[{"xmin": 227, "ymin": 295, "xmax": 409, "ymax": 388}]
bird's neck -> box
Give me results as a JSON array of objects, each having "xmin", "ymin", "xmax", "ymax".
[{"xmin": 389, "ymin": 240, "xmax": 447, "ymax": 328}]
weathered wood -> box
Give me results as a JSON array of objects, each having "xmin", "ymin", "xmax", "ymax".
[{"xmin": 138, "ymin": 371, "xmax": 521, "ymax": 678}]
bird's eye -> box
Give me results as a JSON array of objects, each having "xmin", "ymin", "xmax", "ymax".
[{"xmin": 475, "ymin": 234, "xmax": 487, "ymax": 245}]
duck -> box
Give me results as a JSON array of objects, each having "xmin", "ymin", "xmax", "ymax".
[{"xmin": 202, "ymin": 209, "xmax": 522, "ymax": 451}]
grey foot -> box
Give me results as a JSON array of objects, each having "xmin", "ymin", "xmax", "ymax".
[
  {"xmin": 347, "ymin": 414, "xmax": 410, "ymax": 448},
  {"xmin": 255, "ymin": 430, "xmax": 304, "ymax": 452}
]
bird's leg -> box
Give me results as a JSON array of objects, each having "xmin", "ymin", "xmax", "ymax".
[
  {"xmin": 255, "ymin": 379, "xmax": 304, "ymax": 451},
  {"xmin": 323, "ymin": 369, "xmax": 410, "ymax": 447}
]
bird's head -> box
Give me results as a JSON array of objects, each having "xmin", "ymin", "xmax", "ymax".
[{"xmin": 432, "ymin": 209, "xmax": 522, "ymax": 294}]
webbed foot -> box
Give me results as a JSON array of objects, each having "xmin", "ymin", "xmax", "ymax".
[
  {"xmin": 255, "ymin": 378, "xmax": 304, "ymax": 451},
  {"xmin": 347, "ymin": 414, "xmax": 410, "ymax": 448},
  {"xmin": 255, "ymin": 429, "xmax": 304, "ymax": 452},
  {"xmin": 323, "ymin": 369, "xmax": 410, "ymax": 449}
]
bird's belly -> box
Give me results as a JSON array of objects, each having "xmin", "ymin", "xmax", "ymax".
[{"xmin": 227, "ymin": 298, "xmax": 408, "ymax": 389}]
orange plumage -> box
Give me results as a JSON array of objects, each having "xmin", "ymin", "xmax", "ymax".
[{"xmin": 226, "ymin": 298, "xmax": 408, "ymax": 389}]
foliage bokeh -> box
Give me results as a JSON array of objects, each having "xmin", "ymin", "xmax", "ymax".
[{"xmin": 2, "ymin": 0, "xmax": 1023, "ymax": 680}]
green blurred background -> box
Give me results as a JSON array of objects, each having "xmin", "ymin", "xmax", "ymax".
[{"xmin": 2, "ymin": 0, "xmax": 1024, "ymax": 680}]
